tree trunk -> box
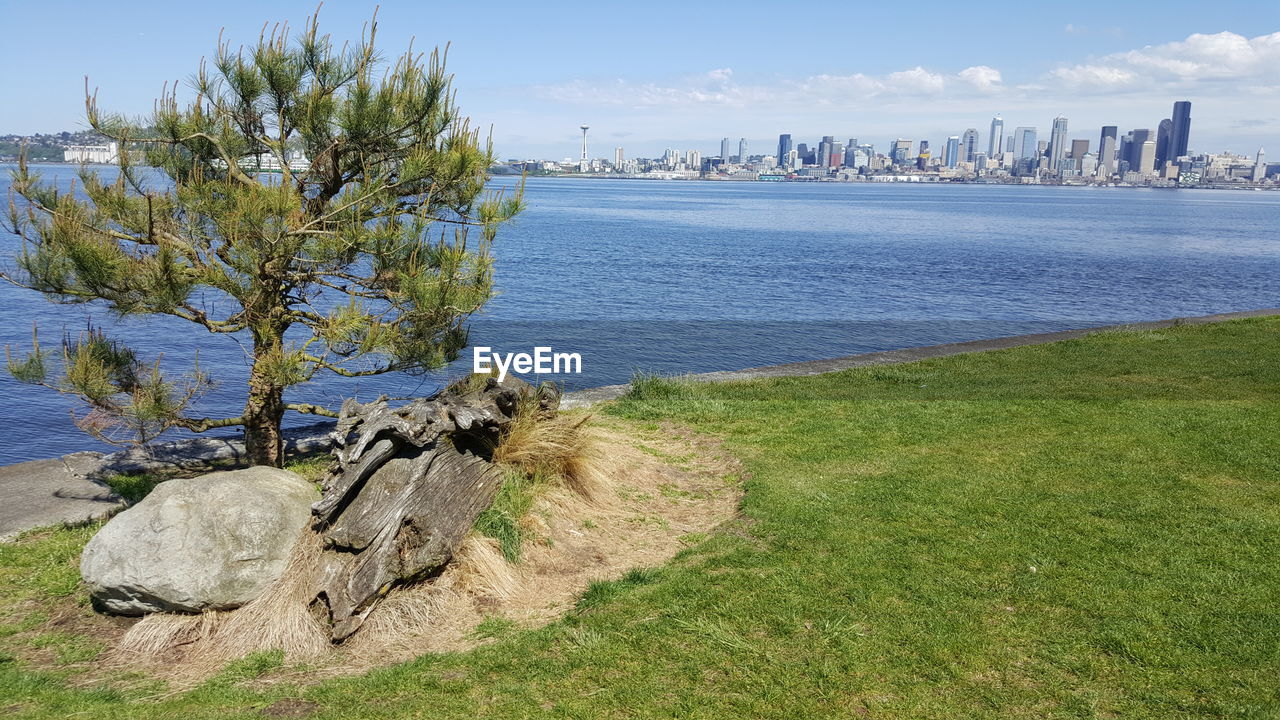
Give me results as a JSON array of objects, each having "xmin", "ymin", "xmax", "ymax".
[
  {"xmin": 309, "ymin": 376, "xmax": 560, "ymax": 641},
  {"xmin": 244, "ymin": 371, "xmax": 285, "ymax": 467},
  {"xmin": 244, "ymin": 327, "xmax": 287, "ymax": 467}
]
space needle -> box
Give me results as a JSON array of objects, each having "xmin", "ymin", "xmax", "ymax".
[{"xmin": 579, "ymin": 124, "xmax": 589, "ymax": 161}]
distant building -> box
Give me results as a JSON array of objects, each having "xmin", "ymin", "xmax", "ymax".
[
  {"xmin": 777, "ymin": 134, "xmax": 792, "ymax": 167},
  {"xmin": 1155, "ymin": 118, "xmax": 1173, "ymax": 168},
  {"xmin": 63, "ymin": 142, "xmax": 118, "ymax": 164},
  {"xmin": 1080, "ymin": 152, "xmax": 1098, "ymax": 177},
  {"xmin": 614, "ymin": 147, "xmax": 624, "ymax": 168},
  {"xmin": 962, "ymin": 128, "xmax": 979, "ymax": 163},
  {"xmin": 1169, "ymin": 101, "xmax": 1192, "ymax": 161},
  {"xmin": 891, "ymin": 139, "xmax": 913, "ymax": 166},
  {"xmin": 720, "ymin": 137, "xmax": 732, "ymax": 163},
  {"xmin": 1136, "ymin": 140, "xmax": 1157, "ymax": 175},
  {"xmin": 1128, "ymin": 128, "xmax": 1154, "ymax": 168},
  {"xmin": 1048, "ymin": 116, "xmax": 1068, "ymax": 172},
  {"xmin": 944, "ymin": 136, "xmax": 960, "ymax": 168},
  {"xmin": 738, "ymin": 138, "xmax": 748, "ymax": 164},
  {"xmin": 1013, "ymin": 127, "xmax": 1037, "ymax": 174},
  {"xmin": 988, "ymin": 116, "xmax": 1003, "ymax": 159},
  {"xmin": 1069, "ymin": 139, "xmax": 1089, "ymax": 172},
  {"xmin": 817, "ymin": 136, "xmax": 835, "ymax": 168},
  {"xmin": 1098, "ymin": 126, "xmax": 1118, "ymax": 176}
]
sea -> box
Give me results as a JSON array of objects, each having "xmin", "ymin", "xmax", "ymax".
[{"xmin": 2, "ymin": 164, "xmax": 1278, "ymax": 464}]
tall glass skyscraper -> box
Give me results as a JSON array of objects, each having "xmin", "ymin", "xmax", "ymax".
[
  {"xmin": 1169, "ymin": 101, "xmax": 1192, "ymax": 161},
  {"xmin": 777, "ymin": 134, "xmax": 793, "ymax": 166},
  {"xmin": 1048, "ymin": 116, "xmax": 1068, "ymax": 172},
  {"xmin": 1013, "ymin": 127, "xmax": 1037, "ymax": 160},
  {"xmin": 962, "ymin": 128, "xmax": 979, "ymax": 163},
  {"xmin": 720, "ymin": 137, "xmax": 732, "ymax": 162},
  {"xmin": 944, "ymin": 136, "xmax": 960, "ymax": 168},
  {"xmin": 988, "ymin": 116, "xmax": 1003, "ymax": 159},
  {"xmin": 1155, "ymin": 119, "xmax": 1173, "ymax": 167}
]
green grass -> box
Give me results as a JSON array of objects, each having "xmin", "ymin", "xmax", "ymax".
[
  {"xmin": 1, "ymin": 317, "xmax": 1278, "ymax": 718},
  {"xmin": 473, "ymin": 471, "xmax": 540, "ymax": 562}
]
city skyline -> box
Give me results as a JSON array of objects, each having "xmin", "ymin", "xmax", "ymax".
[
  {"xmin": 0, "ymin": 1, "xmax": 1276, "ymax": 158},
  {"xmin": 519, "ymin": 98, "xmax": 1271, "ymax": 186},
  {"xmin": 560, "ymin": 102, "xmax": 1213, "ymax": 168}
]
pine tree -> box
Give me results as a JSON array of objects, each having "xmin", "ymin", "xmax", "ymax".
[{"xmin": 3, "ymin": 12, "xmax": 522, "ymax": 467}]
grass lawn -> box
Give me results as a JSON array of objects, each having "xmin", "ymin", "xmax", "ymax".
[{"xmin": 1, "ymin": 316, "xmax": 1278, "ymax": 718}]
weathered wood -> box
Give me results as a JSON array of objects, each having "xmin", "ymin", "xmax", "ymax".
[{"xmin": 309, "ymin": 376, "xmax": 559, "ymax": 641}]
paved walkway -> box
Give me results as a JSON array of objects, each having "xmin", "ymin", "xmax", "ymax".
[{"xmin": 2, "ymin": 307, "xmax": 1276, "ymax": 540}]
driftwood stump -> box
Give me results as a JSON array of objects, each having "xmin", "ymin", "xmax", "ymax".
[{"xmin": 310, "ymin": 376, "xmax": 558, "ymax": 640}]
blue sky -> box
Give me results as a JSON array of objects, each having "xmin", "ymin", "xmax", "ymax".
[{"xmin": 2, "ymin": 1, "xmax": 1277, "ymax": 158}]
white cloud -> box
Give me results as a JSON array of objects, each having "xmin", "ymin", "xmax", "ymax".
[
  {"xmin": 885, "ymin": 66, "xmax": 946, "ymax": 93},
  {"xmin": 1050, "ymin": 31, "xmax": 1280, "ymax": 89},
  {"xmin": 1049, "ymin": 64, "xmax": 1138, "ymax": 89},
  {"xmin": 958, "ymin": 65, "xmax": 1002, "ymax": 92}
]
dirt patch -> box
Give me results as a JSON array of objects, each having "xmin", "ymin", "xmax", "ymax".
[
  {"xmin": 97, "ymin": 416, "xmax": 742, "ymax": 682},
  {"xmin": 262, "ymin": 698, "xmax": 319, "ymax": 717},
  {"xmin": 332, "ymin": 417, "xmax": 743, "ymax": 669}
]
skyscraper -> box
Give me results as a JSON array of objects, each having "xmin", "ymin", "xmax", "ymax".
[
  {"xmin": 944, "ymin": 136, "xmax": 960, "ymax": 168},
  {"xmin": 988, "ymin": 116, "xmax": 1003, "ymax": 159},
  {"xmin": 818, "ymin": 136, "xmax": 835, "ymax": 168},
  {"xmin": 1098, "ymin": 126, "xmax": 1118, "ymax": 176},
  {"xmin": 1048, "ymin": 116, "xmax": 1068, "ymax": 172},
  {"xmin": 1136, "ymin": 140, "xmax": 1156, "ymax": 175},
  {"xmin": 1070, "ymin": 139, "xmax": 1089, "ymax": 172},
  {"xmin": 1155, "ymin": 118, "xmax": 1173, "ymax": 168},
  {"xmin": 614, "ymin": 147, "xmax": 624, "ymax": 167},
  {"xmin": 738, "ymin": 137, "xmax": 748, "ymax": 164},
  {"xmin": 1169, "ymin": 101, "xmax": 1192, "ymax": 161},
  {"xmin": 777, "ymin": 134, "xmax": 793, "ymax": 166},
  {"xmin": 1128, "ymin": 128, "xmax": 1154, "ymax": 167},
  {"xmin": 1013, "ymin": 127, "xmax": 1037, "ymax": 160},
  {"xmin": 720, "ymin": 137, "xmax": 732, "ymax": 162},
  {"xmin": 829, "ymin": 141, "xmax": 844, "ymax": 168},
  {"xmin": 962, "ymin": 128, "xmax": 979, "ymax": 163}
]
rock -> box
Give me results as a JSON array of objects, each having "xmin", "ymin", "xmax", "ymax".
[{"xmin": 80, "ymin": 467, "xmax": 318, "ymax": 615}]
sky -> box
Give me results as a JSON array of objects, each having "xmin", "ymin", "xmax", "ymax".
[{"xmin": 1, "ymin": 0, "xmax": 1277, "ymax": 159}]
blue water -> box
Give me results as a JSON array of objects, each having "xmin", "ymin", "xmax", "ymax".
[{"xmin": 2, "ymin": 165, "xmax": 1278, "ymax": 463}]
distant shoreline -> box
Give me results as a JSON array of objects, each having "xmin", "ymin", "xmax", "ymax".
[
  {"xmin": 511, "ymin": 173, "xmax": 1278, "ymax": 192},
  {"xmin": 8, "ymin": 161, "xmax": 1275, "ymax": 192}
]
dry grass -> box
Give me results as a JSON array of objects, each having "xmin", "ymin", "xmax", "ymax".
[
  {"xmin": 492, "ymin": 408, "xmax": 610, "ymax": 502},
  {"xmin": 97, "ymin": 414, "xmax": 741, "ymax": 681},
  {"xmin": 109, "ymin": 530, "xmax": 330, "ymax": 676}
]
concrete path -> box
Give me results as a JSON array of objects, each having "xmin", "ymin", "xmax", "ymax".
[
  {"xmin": 2, "ymin": 307, "xmax": 1276, "ymax": 540},
  {"xmin": 0, "ymin": 452, "xmax": 119, "ymax": 541}
]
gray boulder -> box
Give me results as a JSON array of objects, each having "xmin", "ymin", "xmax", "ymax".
[{"xmin": 80, "ymin": 467, "xmax": 318, "ymax": 615}]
